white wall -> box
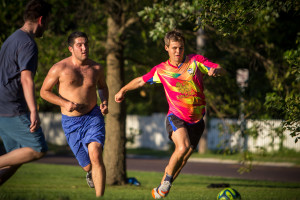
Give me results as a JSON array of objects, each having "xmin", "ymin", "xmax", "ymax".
[
  {"xmin": 207, "ymin": 118, "xmax": 300, "ymax": 152},
  {"xmin": 40, "ymin": 112, "xmax": 66, "ymax": 145},
  {"xmin": 126, "ymin": 113, "xmax": 169, "ymax": 150},
  {"xmin": 40, "ymin": 113, "xmax": 300, "ymax": 152}
]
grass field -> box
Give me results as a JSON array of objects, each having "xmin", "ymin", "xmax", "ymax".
[{"xmin": 0, "ymin": 163, "xmax": 299, "ymax": 200}]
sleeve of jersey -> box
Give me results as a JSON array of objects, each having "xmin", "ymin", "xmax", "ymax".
[
  {"xmin": 142, "ymin": 66, "xmax": 161, "ymax": 84},
  {"xmin": 194, "ymin": 54, "xmax": 219, "ymax": 74}
]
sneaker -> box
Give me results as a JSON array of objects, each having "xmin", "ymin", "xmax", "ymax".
[
  {"xmin": 152, "ymin": 187, "xmax": 162, "ymax": 199},
  {"xmin": 86, "ymin": 171, "xmax": 94, "ymax": 188},
  {"xmin": 157, "ymin": 181, "xmax": 172, "ymax": 198}
]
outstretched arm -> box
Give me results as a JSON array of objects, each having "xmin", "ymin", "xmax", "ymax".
[{"xmin": 115, "ymin": 76, "xmax": 146, "ymax": 103}]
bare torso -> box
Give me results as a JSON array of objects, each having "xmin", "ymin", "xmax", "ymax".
[{"xmin": 57, "ymin": 57, "xmax": 101, "ymax": 116}]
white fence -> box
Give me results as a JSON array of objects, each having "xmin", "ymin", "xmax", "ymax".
[
  {"xmin": 40, "ymin": 112, "xmax": 67, "ymax": 145},
  {"xmin": 207, "ymin": 118, "xmax": 300, "ymax": 152},
  {"xmin": 39, "ymin": 113, "xmax": 300, "ymax": 152}
]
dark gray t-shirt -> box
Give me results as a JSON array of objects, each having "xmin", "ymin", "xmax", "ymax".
[{"xmin": 0, "ymin": 29, "xmax": 38, "ymax": 116}]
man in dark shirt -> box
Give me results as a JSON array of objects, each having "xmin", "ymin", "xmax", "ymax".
[{"xmin": 0, "ymin": 0, "xmax": 51, "ymax": 185}]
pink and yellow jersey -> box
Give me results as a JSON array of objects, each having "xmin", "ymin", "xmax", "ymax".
[{"xmin": 142, "ymin": 54, "xmax": 218, "ymax": 124}]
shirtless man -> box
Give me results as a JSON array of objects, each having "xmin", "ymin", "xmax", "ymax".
[{"xmin": 40, "ymin": 31, "xmax": 108, "ymax": 197}]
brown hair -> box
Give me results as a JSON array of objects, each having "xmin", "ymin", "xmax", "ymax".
[
  {"xmin": 164, "ymin": 30, "xmax": 185, "ymax": 47},
  {"xmin": 68, "ymin": 31, "xmax": 88, "ymax": 47}
]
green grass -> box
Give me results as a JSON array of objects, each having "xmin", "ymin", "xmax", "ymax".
[{"xmin": 0, "ymin": 163, "xmax": 299, "ymax": 200}]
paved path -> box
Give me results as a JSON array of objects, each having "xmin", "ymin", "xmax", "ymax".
[{"xmin": 36, "ymin": 155, "xmax": 300, "ymax": 183}]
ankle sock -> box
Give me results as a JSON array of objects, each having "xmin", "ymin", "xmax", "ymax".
[{"xmin": 164, "ymin": 173, "xmax": 173, "ymax": 183}]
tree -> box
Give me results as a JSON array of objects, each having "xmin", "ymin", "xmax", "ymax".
[{"xmin": 103, "ymin": 0, "xmax": 158, "ymax": 185}]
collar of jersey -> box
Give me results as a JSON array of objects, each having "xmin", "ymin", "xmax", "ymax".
[{"xmin": 168, "ymin": 56, "xmax": 186, "ymax": 68}]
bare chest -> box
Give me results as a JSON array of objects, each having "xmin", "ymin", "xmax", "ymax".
[{"xmin": 60, "ymin": 67, "xmax": 98, "ymax": 88}]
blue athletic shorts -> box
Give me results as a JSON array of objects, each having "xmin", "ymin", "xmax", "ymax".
[
  {"xmin": 166, "ymin": 114, "xmax": 205, "ymax": 149},
  {"xmin": 61, "ymin": 106, "xmax": 105, "ymax": 167},
  {"xmin": 0, "ymin": 114, "xmax": 48, "ymax": 153}
]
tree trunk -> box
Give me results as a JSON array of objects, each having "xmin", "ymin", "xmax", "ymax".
[
  {"xmin": 104, "ymin": 16, "xmax": 126, "ymax": 185},
  {"xmin": 198, "ymin": 114, "xmax": 207, "ymax": 154},
  {"xmin": 197, "ymin": 29, "xmax": 207, "ymax": 154}
]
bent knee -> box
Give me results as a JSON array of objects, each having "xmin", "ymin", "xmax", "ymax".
[
  {"xmin": 88, "ymin": 142, "xmax": 103, "ymax": 152},
  {"xmin": 89, "ymin": 152, "xmax": 104, "ymax": 167},
  {"xmin": 176, "ymin": 146, "xmax": 190, "ymax": 157},
  {"xmin": 83, "ymin": 164, "xmax": 91, "ymax": 172},
  {"xmin": 88, "ymin": 143, "xmax": 104, "ymax": 162},
  {"xmin": 33, "ymin": 150, "xmax": 47, "ymax": 160}
]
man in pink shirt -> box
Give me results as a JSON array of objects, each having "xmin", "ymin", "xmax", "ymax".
[{"xmin": 115, "ymin": 30, "xmax": 226, "ymax": 199}]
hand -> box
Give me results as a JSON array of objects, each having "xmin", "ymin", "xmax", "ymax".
[
  {"xmin": 100, "ymin": 103, "xmax": 108, "ymax": 115},
  {"xmin": 64, "ymin": 101, "xmax": 80, "ymax": 112},
  {"xmin": 115, "ymin": 90, "xmax": 125, "ymax": 103},
  {"xmin": 30, "ymin": 111, "xmax": 41, "ymax": 133},
  {"xmin": 208, "ymin": 68, "xmax": 220, "ymax": 77}
]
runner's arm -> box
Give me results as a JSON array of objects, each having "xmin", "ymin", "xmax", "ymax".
[
  {"xmin": 115, "ymin": 76, "xmax": 146, "ymax": 103},
  {"xmin": 21, "ymin": 70, "xmax": 40, "ymax": 132},
  {"xmin": 40, "ymin": 65, "xmax": 78, "ymax": 112},
  {"xmin": 97, "ymin": 65, "xmax": 109, "ymax": 114}
]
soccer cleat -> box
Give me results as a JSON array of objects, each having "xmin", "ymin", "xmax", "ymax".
[
  {"xmin": 157, "ymin": 181, "xmax": 172, "ymax": 198},
  {"xmin": 152, "ymin": 187, "xmax": 163, "ymax": 199},
  {"xmin": 86, "ymin": 171, "xmax": 94, "ymax": 188}
]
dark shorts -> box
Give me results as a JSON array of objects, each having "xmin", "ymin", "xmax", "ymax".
[
  {"xmin": 166, "ymin": 114, "xmax": 205, "ymax": 149},
  {"xmin": 62, "ymin": 106, "xmax": 105, "ymax": 167},
  {"xmin": 0, "ymin": 114, "xmax": 48, "ymax": 153}
]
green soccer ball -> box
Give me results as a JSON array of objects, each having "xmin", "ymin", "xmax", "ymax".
[{"xmin": 217, "ymin": 188, "xmax": 241, "ymax": 200}]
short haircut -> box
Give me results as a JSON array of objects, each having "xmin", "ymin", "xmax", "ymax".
[
  {"xmin": 23, "ymin": 0, "xmax": 52, "ymax": 22},
  {"xmin": 68, "ymin": 31, "xmax": 89, "ymax": 47},
  {"xmin": 164, "ymin": 30, "xmax": 185, "ymax": 47}
]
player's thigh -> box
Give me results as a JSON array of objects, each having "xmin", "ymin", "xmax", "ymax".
[
  {"xmin": 171, "ymin": 127, "xmax": 190, "ymax": 149},
  {"xmin": 166, "ymin": 114, "xmax": 191, "ymax": 148}
]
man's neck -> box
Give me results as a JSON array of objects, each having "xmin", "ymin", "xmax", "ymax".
[
  {"xmin": 71, "ymin": 57, "xmax": 88, "ymax": 67},
  {"xmin": 20, "ymin": 23, "xmax": 36, "ymax": 38},
  {"xmin": 170, "ymin": 60, "xmax": 181, "ymax": 67},
  {"xmin": 168, "ymin": 56, "xmax": 185, "ymax": 68}
]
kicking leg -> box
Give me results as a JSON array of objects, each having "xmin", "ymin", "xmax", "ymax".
[
  {"xmin": 172, "ymin": 146, "xmax": 193, "ymax": 181},
  {"xmin": 172, "ymin": 119, "xmax": 205, "ymax": 181},
  {"xmin": 153, "ymin": 127, "xmax": 190, "ymax": 199},
  {"xmin": 164, "ymin": 127, "xmax": 190, "ymax": 182},
  {"xmin": 159, "ymin": 146, "xmax": 193, "ymax": 188}
]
